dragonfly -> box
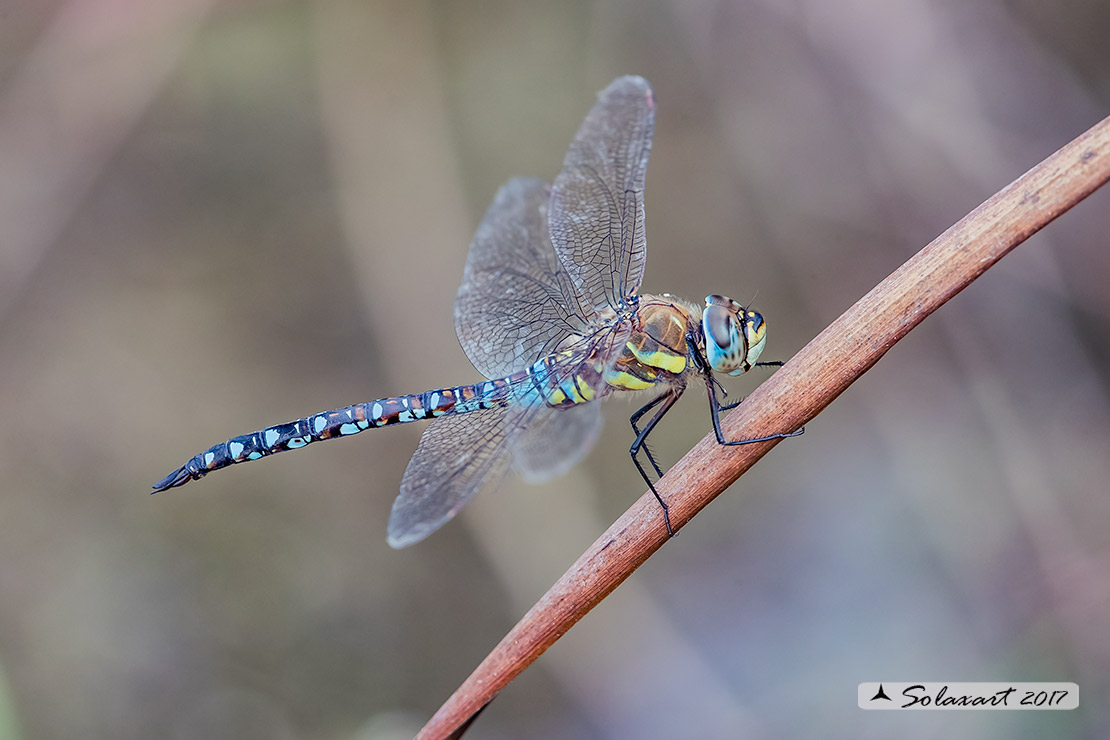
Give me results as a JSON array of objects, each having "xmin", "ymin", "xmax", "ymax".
[{"xmin": 153, "ymin": 76, "xmax": 802, "ymax": 547}]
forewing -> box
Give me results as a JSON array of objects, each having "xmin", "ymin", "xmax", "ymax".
[
  {"xmin": 455, "ymin": 177, "xmax": 592, "ymax": 379},
  {"xmin": 548, "ymin": 76, "xmax": 655, "ymax": 313},
  {"xmin": 387, "ymin": 406, "xmax": 511, "ymax": 548}
]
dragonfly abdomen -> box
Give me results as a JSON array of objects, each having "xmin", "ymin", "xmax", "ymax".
[
  {"xmin": 152, "ymin": 378, "xmax": 516, "ymax": 492},
  {"xmin": 524, "ymin": 352, "xmax": 600, "ymax": 407}
]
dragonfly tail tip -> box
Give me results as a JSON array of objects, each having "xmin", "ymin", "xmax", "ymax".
[{"xmin": 151, "ymin": 466, "xmax": 192, "ymax": 493}]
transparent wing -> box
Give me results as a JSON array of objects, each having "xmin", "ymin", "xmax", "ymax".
[
  {"xmin": 507, "ymin": 401, "xmax": 603, "ymax": 483},
  {"xmin": 548, "ymin": 76, "xmax": 655, "ymax": 313},
  {"xmin": 455, "ymin": 177, "xmax": 592, "ymax": 379},
  {"xmin": 396, "ymin": 79, "xmax": 658, "ymax": 545},
  {"xmin": 505, "ymin": 339, "xmax": 626, "ymax": 481},
  {"xmin": 387, "ymin": 398, "xmax": 604, "ymax": 546},
  {"xmin": 388, "ymin": 341, "xmax": 622, "ymax": 546},
  {"xmin": 387, "ymin": 406, "xmax": 511, "ymax": 548}
]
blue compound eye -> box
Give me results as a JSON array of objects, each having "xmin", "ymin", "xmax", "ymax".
[{"xmin": 702, "ymin": 297, "xmax": 747, "ymax": 374}]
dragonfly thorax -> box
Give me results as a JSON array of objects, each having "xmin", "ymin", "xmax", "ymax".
[{"xmin": 701, "ymin": 294, "xmax": 767, "ymax": 377}]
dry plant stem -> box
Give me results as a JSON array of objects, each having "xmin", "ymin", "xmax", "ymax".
[{"xmin": 418, "ymin": 115, "xmax": 1110, "ymax": 740}]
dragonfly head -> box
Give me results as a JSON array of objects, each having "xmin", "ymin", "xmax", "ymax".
[{"xmin": 702, "ymin": 295, "xmax": 767, "ymax": 376}]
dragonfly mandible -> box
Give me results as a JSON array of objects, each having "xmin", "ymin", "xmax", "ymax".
[{"xmin": 153, "ymin": 76, "xmax": 802, "ymax": 547}]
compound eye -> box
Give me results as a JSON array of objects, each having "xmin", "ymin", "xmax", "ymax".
[
  {"xmin": 703, "ymin": 304, "xmax": 733, "ymax": 350},
  {"xmin": 704, "ymin": 294, "xmax": 731, "ymax": 309},
  {"xmin": 702, "ymin": 304, "xmax": 747, "ymax": 373}
]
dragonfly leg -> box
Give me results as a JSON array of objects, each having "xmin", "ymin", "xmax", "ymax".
[
  {"xmin": 707, "ymin": 374, "xmax": 743, "ymax": 411},
  {"xmin": 629, "ymin": 394, "xmax": 669, "ymax": 478},
  {"xmin": 705, "ymin": 372, "xmax": 804, "ymax": 446},
  {"xmin": 719, "ymin": 396, "xmax": 743, "ymax": 412},
  {"xmin": 629, "ymin": 390, "xmax": 683, "ymax": 537},
  {"xmin": 719, "ymin": 361, "xmax": 789, "ymax": 412}
]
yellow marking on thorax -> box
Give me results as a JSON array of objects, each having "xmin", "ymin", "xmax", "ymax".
[
  {"xmin": 603, "ymin": 367, "xmax": 657, "ymax": 391},
  {"xmin": 603, "ymin": 298, "xmax": 695, "ymax": 392},
  {"xmin": 626, "ymin": 340, "xmax": 687, "ymax": 375}
]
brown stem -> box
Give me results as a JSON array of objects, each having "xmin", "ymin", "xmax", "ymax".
[{"xmin": 417, "ymin": 115, "xmax": 1110, "ymax": 739}]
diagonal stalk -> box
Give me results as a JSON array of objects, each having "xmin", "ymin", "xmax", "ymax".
[{"xmin": 418, "ymin": 114, "xmax": 1110, "ymax": 740}]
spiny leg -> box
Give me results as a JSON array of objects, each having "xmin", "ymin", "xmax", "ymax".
[
  {"xmin": 705, "ymin": 372, "xmax": 804, "ymax": 445},
  {"xmin": 718, "ymin": 361, "xmax": 785, "ymax": 411},
  {"xmin": 629, "ymin": 390, "xmax": 683, "ymax": 537},
  {"xmin": 629, "ymin": 393, "xmax": 669, "ymax": 478}
]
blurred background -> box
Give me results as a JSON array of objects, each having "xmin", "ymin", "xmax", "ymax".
[{"xmin": 1, "ymin": 0, "xmax": 1109, "ymax": 738}]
